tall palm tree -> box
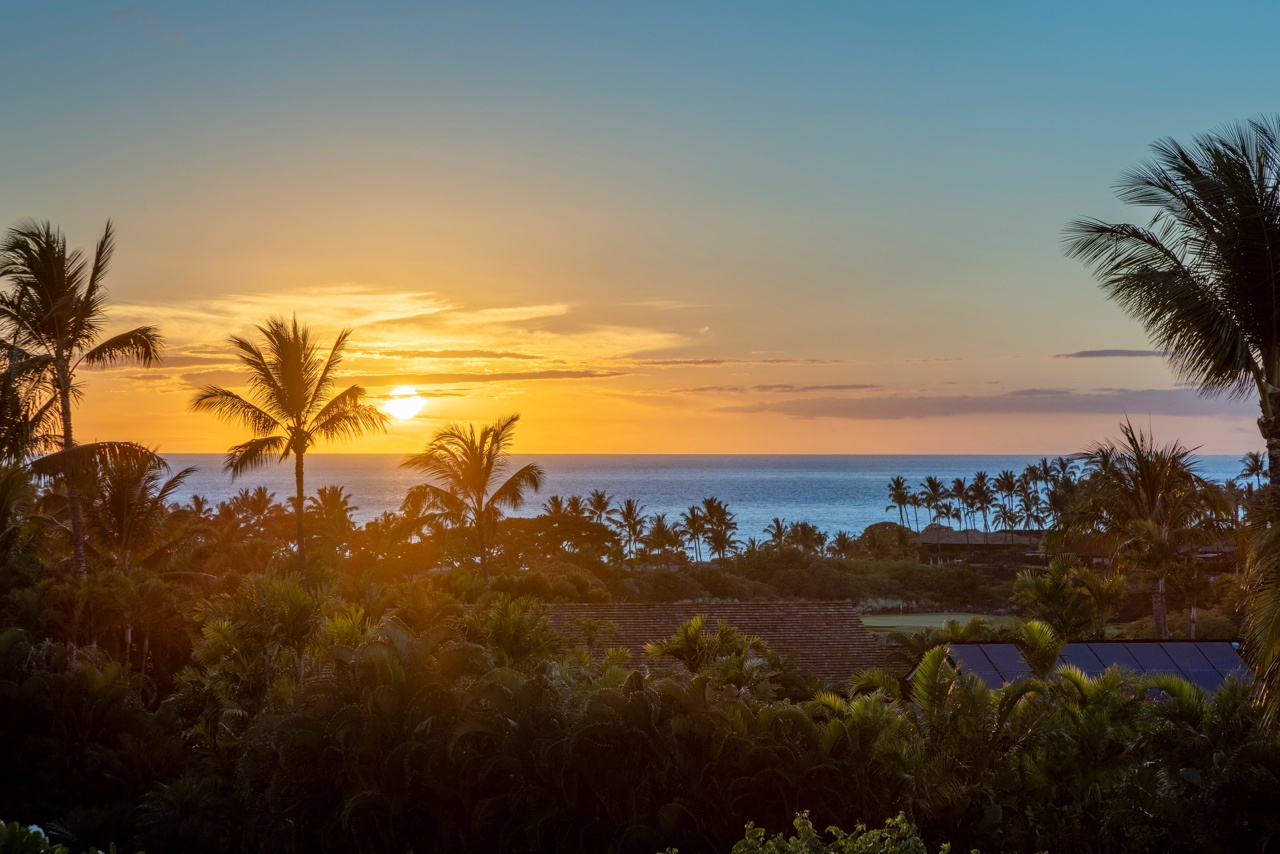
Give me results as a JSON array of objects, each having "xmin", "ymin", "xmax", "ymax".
[
  {"xmin": 886, "ymin": 476, "xmax": 912, "ymax": 527},
  {"xmin": 764, "ymin": 517, "xmax": 788, "ymax": 550},
  {"xmin": 0, "ymin": 220, "xmax": 163, "ymax": 577},
  {"xmin": 679, "ymin": 505, "xmax": 707, "ymax": 562},
  {"xmin": 190, "ymin": 316, "xmax": 386, "ymax": 573},
  {"xmin": 1059, "ymin": 422, "xmax": 1228, "ymax": 638},
  {"xmin": 1240, "ymin": 451, "xmax": 1267, "ymax": 489},
  {"xmin": 400, "ymin": 414, "xmax": 543, "ymax": 586},
  {"xmin": 1065, "ymin": 115, "xmax": 1280, "ymax": 484},
  {"xmin": 919, "ymin": 476, "xmax": 947, "ymax": 526},
  {"xmin": 586, "ymin": 489, "xmax": 613, "ymax": 524},
  {"xmin": 609, "ymin": 498, "xmax": 648, "ymax": 559}
]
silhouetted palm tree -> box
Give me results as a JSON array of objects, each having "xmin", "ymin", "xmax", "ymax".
[
  {"xmin": 401, "ymin": 414, "xmax": 543, "ymax": 586},
  {"xmin": 1065, "ymin": 116, "xmax": 1280, "ymax": 483},
  {"xmin": 886, "ymin": 476, "xmax": 912, "ymax": 527},
  {"xmin": 679, "ymin": 505, "xmax": 707, "ymax": 561},
  {"xmin": 0, "ymin": 220, "xmax": 163, "ymax": 576},
  {"xmin": 190, "ymin": 316, "xmax": 386, "ymax": 573},
  {"xmin": 1060, "ymin": 422, "xmax": 1228, "ymax": 638},
  {"xmin": 610, "ymin": 498, "xmax": 647, "ymax": 558},
  {"xmin": 586, "ymin": 489, "xmax": 613, "ymax": 524},
  {"xmin": 1241, "ymin": 451, "xmax": 1267, "ymax": 489}
]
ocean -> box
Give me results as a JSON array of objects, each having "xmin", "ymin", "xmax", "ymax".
[{"xmin": 161, "ymin": 454, "xmax": 1250, "ymax": 539}]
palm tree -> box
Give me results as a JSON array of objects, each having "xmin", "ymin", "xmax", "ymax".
[
  {"xmin": 641, "ymin": 514, "xmax": 681, "ymax": 557},
  {"xmin": 994, "ymin": 505, "xmax": 1023, "ymax": 545},
  {"xmin": 764, "ymin": 517, "xmax": 788, "ymax": 550},
  {"xmin": 679, "ymin": 505, "xmax": 707, "ymax": 562},
  {"xmin": 400, "ymin": 414, "xmax": 543, "ymax": 586},
  {"xmin": 190, "ymin": 316, "xmax": 386, "ymax": 574},
  {"xmin": 586, "ymin": 489, "xmax": 613, "ymax": 524},
  {"xmin": 970, "ymin": 471, "xmax": 995, "ymax": 533},
  {"xmin": 1065, "ymin": 116, "xmax": 1280, "ymax": 484},
  {"xmin": 701, "ymin": 497, "xmax": 738, "ymax": 560},
  {"xmin": 994, "ymin": 469, "xmax": 1019, "ymax": 512},
  {"xmin": 886, "ymin": 476, "xmax": 911, "ymax": 527},
  {"xmin": 1240, "ymin": 451, "xmax": 1267, "ymax": 489},
  {"xmin": 609, "ymin": 498, "xmax": 647, "ymax": 558},
  {"xmin": 82, "ymin": 450, "xmax": 195, "ymax": 574},
  {"xmin": 919, "ymin": 476, "xmax": 947, "ymax": 526},
  {"xmin": 0, "ymin": 220, "xmax": 164, "ymax": 577},
  {"xmin": 1060, "ymin": 422, "xmax": 1228, "ymax": 638}
]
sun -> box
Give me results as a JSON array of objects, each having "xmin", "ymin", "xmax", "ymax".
[{"xmin": 384, "ymin": 385, "xmax": 426, "ymax": 420}]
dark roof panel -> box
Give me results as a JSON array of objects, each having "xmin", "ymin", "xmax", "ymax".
[
  {"xmin": 1126, "ymin": 644, "xmax": 1178, "ymax": 673},
  {"xmin": 979, "ymin": 644, "xmax": 1032, "ymax": 681},
  {"xmin": 947, "ymin": 641, "xmax": 1250, "ymax": 694},
  {"xmin": 1161, "ymin": 642, "xmax": 1215, "ymax": 674},
  {"xmin": 1089, "ymin": 642, "xmax": 1141, "ymax": 671},
  {"xmin": 1060, "ymin": 643, "xmax": 1106, "ymax": 675},
  {"xmin": 1197, "ymin": 642, "xmax": 1246, "ymax": 676},
  {"xmin": 948, "ymin": 646, "xmax": 1002, "ymax": 688}
]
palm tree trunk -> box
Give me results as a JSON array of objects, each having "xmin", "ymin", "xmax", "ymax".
[
  {"xmin": 479, "ymin": 522, "xmax": 489, "ymax": 588},
  {"xmin": 1265, "ymin": 415, "xmax": 1280, "ymax": 486},
  {"xmin": 1152, "ymin": 575, "xmax": 1168, "ymax": 640},
  {"xmin": 58, "ymin": 375, "xmax": 88, "ymax": 579},
  {"xmin": 294, "ymin": 452, "xmax": 306, "ymax": 575}
]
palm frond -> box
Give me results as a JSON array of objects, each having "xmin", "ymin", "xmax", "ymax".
[
  {"xmin": 190, "ymin": 386, "xmax": 281, "ymax": 436},
  {"xmin": 224, "ymin": 435, "xmax": 290, "ymax": 479},
  {"xmin": 79, "ymin": 325, "xmax": 164, "ymax": 368},
  {"xmin": 308, "ymin": 384, "xmax": 387, "ymax": 442}
]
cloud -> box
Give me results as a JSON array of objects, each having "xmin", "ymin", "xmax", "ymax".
[
  {"xmin": 632, "ymin": 357, "xmax": 861, "ymax": 367},
  {"xmin": 679, "ymin": 383, "xmax": 880, "ymax": 394},
  {"xmin": 718, "ymin": 388, "xmax": 1255, "ymax": 420},
  {"xmin": 1053, "ymin": 349, "xmax": 1170, "ymax": 359},
  {"xmin": 366, "ymin": 349, "xmax": 543, "ymax": 360},
  {"xmin": 355, "ymin": 369, "xmax": 629, "ymax": 386},
  {"xmin": 899, "ymin": 357, "xmax": 964, "ymax": 363},
  {"xmin": 110, "ymin": 4, "xmax": 185, "ymax": 44}
]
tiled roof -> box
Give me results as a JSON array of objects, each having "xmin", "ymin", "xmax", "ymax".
[
  {"xmin": 948, "ymin": 641, "xmax": 1251, "ymax": 692},
  {"xmin": 545, "ymin": 601, "xmax": 887, "ymax": 685}
]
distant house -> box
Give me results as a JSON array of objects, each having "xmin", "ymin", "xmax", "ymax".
[
  {"xmin": 947, "ymin": 641, "xmax": 1250, "ymax": 692},
  {"xmin": 544, "ymin": 601, "xmax": 888, "ymax": 686},
  {"xmin": 912, "ymin": 528, "xmax": 1043, "ymax": 561}
]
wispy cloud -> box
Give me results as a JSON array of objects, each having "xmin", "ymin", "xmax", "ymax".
[
  {"xmin": 678, "ymin": 383, "xmax": 880, "ymax": 394},
  {"xmin": 110, "ymin": 5, "xmax": 185, "ymax": 44},
  {"xmin": 358, "ymin": 349, "xmax": 543, "ymax": 361},
  {"xmin": 1053, "ymin": 349, "xmax": 1170, "ymax": 359},
  {"xmin": 719, "ymin": 388, "xmax": 1254, "ymax": 420},
  {"xmin": 631, "ymin": 357, "xmax": 861, "ymax": 367},
  {"xmin": 354, "ymin": 369, "xmax": 629, "ymax": 386}
]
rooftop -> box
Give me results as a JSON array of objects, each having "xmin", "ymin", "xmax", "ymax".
[{"xmin": 948, "ymin": 641, "xmax": 1250, "ymax": 692}]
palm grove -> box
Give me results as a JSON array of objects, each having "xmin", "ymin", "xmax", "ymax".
[{"xmin": 1, "ymin": 118, "xmax": 1280, "ymax": 851}]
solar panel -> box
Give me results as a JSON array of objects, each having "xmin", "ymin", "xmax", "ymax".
[
  {"xmin": 1126, "ymin": 643, "xmax": 1178, "ymax": 673},
  {"xmin": 1060, "ymin": 643, "xmax": 1106, "ymax": 675},
  {"xmin": 1196, "ymin": 642, "xmax": 1248, "ymax": 679},
  {"xmin": 979, "ymin": 644, "xmax": 1032, "ymax": 681},
  {"xmin": 948, "ymin": 645, "xmax": 1002, "ymax": 688},
  {"xmin": 1161, "ymin": 642, "xmax": 1215, "ymax": 673},
  {"xmin": 1089, "ymin": 642, "xmax": 1141, "ymax": 671},
  {"xmin": 943, "ymin": 641, "xmax": 1251, "ymax": 694}
]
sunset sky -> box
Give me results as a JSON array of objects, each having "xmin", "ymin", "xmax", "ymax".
[{"xmin": 2, "ymin": 2, "xmax": 1275, "ymax": 454}]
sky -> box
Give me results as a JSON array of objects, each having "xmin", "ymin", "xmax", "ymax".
[{"xmin": 1, "ymin": 1, "xmax": 1276, "ymax": 455}]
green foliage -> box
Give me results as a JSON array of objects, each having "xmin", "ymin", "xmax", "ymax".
[{"xmin": 726, "ymin": 812, "xmax": 955, "ymax": 854}]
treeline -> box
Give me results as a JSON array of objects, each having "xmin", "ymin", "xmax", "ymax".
[{"xmin": 2, "ymin": 592, "xmax": 1278, "ymax": 852}]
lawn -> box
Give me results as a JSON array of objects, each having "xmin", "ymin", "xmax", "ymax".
[{"xmin": 859, "ymin": 612, "xmax": 1016, "ymax": 635}]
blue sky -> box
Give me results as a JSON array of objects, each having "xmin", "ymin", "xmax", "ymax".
[{"xmin": 1, "ymin": 2, "xmax": 1275, "ymax": 453}]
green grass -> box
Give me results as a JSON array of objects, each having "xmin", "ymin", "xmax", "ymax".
[{"xmin": 859, "ymin": 612, "xmax": 1016, "ymax": 635}]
